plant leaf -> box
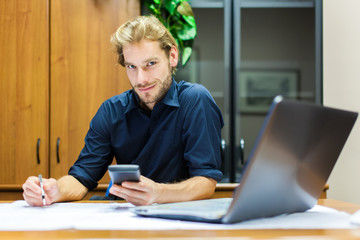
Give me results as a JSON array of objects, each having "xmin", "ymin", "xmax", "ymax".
[
  {"xmin": 165, "ymin": 0, "xmax": 182, "ymax": 15},
  {"xmin": 145, "ymin": 0, "xmax": 197, "ymax": 66},
  {"xmin": 182, "ymin": 47, "xmax": 192, "ymax": 66},
  {"xmin": 177, "ymin": 1, "xmax": 194, "ymax": 16},
  {"xmin": 182, "ymin": 15, "xmax": 196, "ymax": 28},
  {"xmin": 177, "ymin": 24, "xmax": 196, "ymax": 40},
  {"xmin": 148, "ymin": 4, "xmax": 160, "ymax": 15}
]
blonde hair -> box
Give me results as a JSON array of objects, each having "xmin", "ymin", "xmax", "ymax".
[{"xmin": 111, "ymin": 15, "xmax": 178, "ymax": 74}]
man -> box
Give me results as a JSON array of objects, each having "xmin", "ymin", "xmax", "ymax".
[{"xmin": 22, "ymin": 15, "xmax": 224, "ymax": 206}]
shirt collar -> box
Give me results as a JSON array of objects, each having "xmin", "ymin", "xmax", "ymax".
[
  {"xmin": 160, "ymin": 78, "xmax": 180, "ymax": 108},
  {"xmin": 125, "ymin": 78, "xmax": 180, "ymax": 115}
]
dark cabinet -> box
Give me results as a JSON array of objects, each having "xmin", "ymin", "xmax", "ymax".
[{"xmin": 175, "ymin": 0, "xmax": 323, "ymax": 182}]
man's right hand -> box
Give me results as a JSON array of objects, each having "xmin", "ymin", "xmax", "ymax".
[{"xmin": 22, "ymin": 176, "xmax": 60, "ymax": 206}]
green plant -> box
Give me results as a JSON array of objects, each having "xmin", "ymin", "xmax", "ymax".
[{"xmin": 145, "ymin": 0, "xmax": 197, "ymax": 66}]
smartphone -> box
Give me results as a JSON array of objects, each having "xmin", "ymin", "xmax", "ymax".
[{"xmin": 108, "ymin": 164, "xmax": 140, "ymax": 185}]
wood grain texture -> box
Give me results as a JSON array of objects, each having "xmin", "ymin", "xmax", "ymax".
[
  {"xmin": 0, "ymin": 0, "xmax": 140, "ymax": 187},
  {"xmin": 50, "ymin": 0, "xmax": 140, "ymax": 182},
  {"xmin": 0, "ymin": 183, "xmax": 329, "ymax": 201},
  {"xmin": 0, "ymin": 0, "xmax": 49, "ymax": 183}
]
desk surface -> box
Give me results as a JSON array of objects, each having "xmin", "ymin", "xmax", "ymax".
[{"xmin": 0, "ymin": 199, "xmax": 360, "ymax": 239}]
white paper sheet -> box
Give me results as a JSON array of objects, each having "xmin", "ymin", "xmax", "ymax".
[{"xmin": 0, "ymin": 200, "xmax": 357, "ymax": 231}]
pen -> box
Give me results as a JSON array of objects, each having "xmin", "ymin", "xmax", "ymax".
[{"xmin": 38, "ymin": 174, "xmax": 46, "ymax": 206}]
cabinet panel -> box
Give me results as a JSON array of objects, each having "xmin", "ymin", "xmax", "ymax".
[
  {"xmin": 0, "ymin": 0, "xmax": 49, "ymax": 183},
  {"xmin": 50, "ymin": 0, "xmax": 139, "ymax": 182},
  {"xmin": 180, "ymin": 0, "xmax": 322, "ymax": 182},
  {"xmin": 234, "ymin": 1, "xmax": 322, "ymax": 182}
]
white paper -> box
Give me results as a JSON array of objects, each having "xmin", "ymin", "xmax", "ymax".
[
  {"xmin": 350, "ymin": 209, "xmax": 360, "ymax": 225},
  {"xmin": 0, "ymin": 201, "xmax": 357, "ymax": 231}
]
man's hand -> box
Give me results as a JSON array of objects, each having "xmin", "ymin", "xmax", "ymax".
[
  {"xmin": 109, "ymin": 175, "xmax": 217, "ymax": 206},
  {"xmin": 22, "ymin": 176, "xmax": 60, "ymax": 206},
  {"xmin": 22, "ymin": 175, "xmax": 88, "ymax": 206},
  {"xmin": 109, "ymin": 176, "xmax": 161, "ymax": 206}
]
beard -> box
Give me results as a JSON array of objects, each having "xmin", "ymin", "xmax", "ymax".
[{"xmin": 133, "ymin": 65, "xmax": 173, "ymax": 110}]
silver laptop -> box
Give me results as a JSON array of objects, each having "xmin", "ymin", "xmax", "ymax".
[{"xmin": 130, "ymin": 96, "xmax": 358, "ymax": 223}]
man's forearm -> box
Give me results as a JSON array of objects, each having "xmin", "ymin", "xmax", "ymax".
[
  {"xmin": 55, "ymin": 175, "xmax": 88, "ymax": 202},
  {"xmin": 156, "ymin": 176, "xmax": 217, "ymax": 203}
]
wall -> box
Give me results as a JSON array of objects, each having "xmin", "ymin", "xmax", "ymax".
[{"xmin": 324, "ymin": 0, "xmax": 360, "ymax": 204}]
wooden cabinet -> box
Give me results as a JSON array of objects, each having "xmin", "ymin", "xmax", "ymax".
[
  {"xmin": 49, "ymin": 0, "xmax": 139, "ymax": 181},
  {"xmin": 0, "ymin": 0, "xmax": 49, "ymax": 185},
  {"xmin": 0, "ymin": 0, "xmax": 140, "ymax": 200}
]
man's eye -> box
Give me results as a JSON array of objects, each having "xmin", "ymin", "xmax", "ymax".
[
  {"xmin": 147, "ymin": 61, "xmax": 156, "ymax": 66},
  {"xmin": 127, "ymin": 65, "xmax": 136, "ymax": 69}
]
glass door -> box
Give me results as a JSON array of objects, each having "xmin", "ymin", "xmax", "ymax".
[
  {"xmin": 233, "ymin": 0, "xmax": 323, "ymax": 181},
  {"xmin": 178, "ymin": 0, "xmax": 233, "ymax": 182},
  {"xmin": 142, "ymin": 0, "xmax": 322, "ymax": 183}
]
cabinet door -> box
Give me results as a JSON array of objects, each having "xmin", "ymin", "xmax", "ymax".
[
  {"xmin": 0, "ymin": 0, "xmax": 49, "ymax": 184},
  {"xmin": 233, "ymin": 0, "xmax": 322, "ymax": 182},
  {"xmin": 50, "ymin": 0, "xmax": 139, "ymax": 182}
]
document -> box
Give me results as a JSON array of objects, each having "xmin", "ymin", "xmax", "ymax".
[{"xmin": 0, "ymin": 201, "xmax": 356, "ymax": 231}]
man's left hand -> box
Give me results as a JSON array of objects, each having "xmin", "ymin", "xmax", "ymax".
[
  {"xmin": 109, "ymin": 176, "xmax": 162, "ymax": 206},
  {"xmin": 109, "ymin": 175, "xmax": 216, "ymax": 206}
]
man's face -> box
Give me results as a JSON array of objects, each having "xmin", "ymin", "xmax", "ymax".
[{"xmin": 123, "ymin": 40, "xmax": 178, "ymax": 111}]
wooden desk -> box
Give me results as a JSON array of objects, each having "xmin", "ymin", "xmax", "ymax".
[
  {"xmin": 212, "ymin": 183, "xmax": 329, "ymax": 199},
  {"xmin": 86, "ymin": 183, "xmax": 329, "ymax": 199},
  {"xmin": 0, "ymin": 183, "xmax": 329, "ymax": 200},
  {"xmin": 0, "ymin": 198, "xmax": 359, "ymax": 239}
]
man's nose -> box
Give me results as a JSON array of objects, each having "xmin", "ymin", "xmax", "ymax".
[{"xmin": 137, "ymin": 68, "xmax": 149, "ymax": 85}]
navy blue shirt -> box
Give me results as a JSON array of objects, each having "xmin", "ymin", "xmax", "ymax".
[{"xmin": 69, "ymin": 79, "xmax": 224, "ymax": 190}]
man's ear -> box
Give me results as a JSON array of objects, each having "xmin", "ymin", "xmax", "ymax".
[{"xmin": 169, "ymin": 45, "xmax": 179, "ymax": 67}]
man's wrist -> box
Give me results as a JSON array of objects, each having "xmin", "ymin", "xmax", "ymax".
[
  {"xmin": 56, "ymin": 175, "xmax": 88, "ymax": 202},
  {"xmin": 154, "ymin": 182, "xmax": 166, "ymax": 204}
]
